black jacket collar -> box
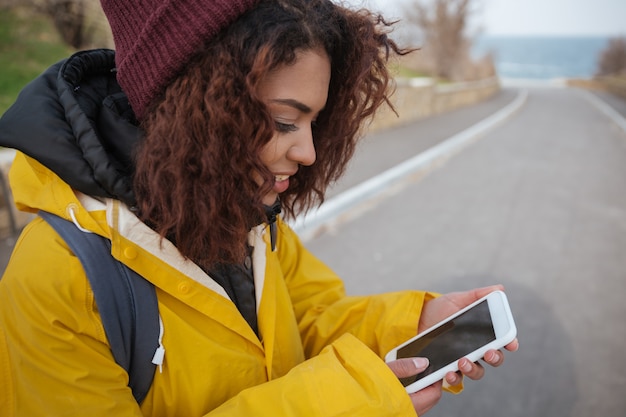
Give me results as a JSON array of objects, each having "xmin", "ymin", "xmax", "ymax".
[{"xmin": 0, "ymin": 49, "xmax": 140, "ymax": 207}]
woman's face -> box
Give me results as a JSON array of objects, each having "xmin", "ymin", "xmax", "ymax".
[{"xmin": 257, "ymin": 48, "xmax": 331, "ymax": 206}]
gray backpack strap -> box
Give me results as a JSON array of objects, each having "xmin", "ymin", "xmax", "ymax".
[{"xmin": 39, "ymin": 211, "xmax": 159, "ymax": 404}]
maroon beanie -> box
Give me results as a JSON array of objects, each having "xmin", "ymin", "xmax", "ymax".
[{"xmin": 100, "ymin": 0, "xmax": 261, "ymax": 120}]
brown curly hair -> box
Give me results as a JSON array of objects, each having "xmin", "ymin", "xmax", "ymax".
[{"xmin": 133, "ymin": 0, "xmax": 410, "ymax": 269}]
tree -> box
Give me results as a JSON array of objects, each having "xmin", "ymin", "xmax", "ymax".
[
  {"xmin": 1, "ymin": 0, "xmax": 112, "ymax": 49},
  {"xmin": 45, "ymin": 0, "xmax": 87, "ymax": 49},
  {"xmin": 404, "ymin": 0, "xmax": 477, "ymax": 80},
  {"xmin": 597, "ymin": 37, "xmax": 626, "ymax": 77}
]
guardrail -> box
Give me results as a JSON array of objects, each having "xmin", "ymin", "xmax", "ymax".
[
  {"xmin": 0, "ymin": 149, "xmax": 20, "ymax": 239},
  {"xmin": 599, "ymin": 76, "xmax": 626, "ymax": 99},
  {"xmin": 0, "ymin": 77, "xmax": 500, "ymax": 238},
  {"xmin": 369, "ymin": 76, "xmax": 501, "ymax": 133},
  {"xmin": 291, "ymin": 86, "xmax": 524, "ymax": 241}
]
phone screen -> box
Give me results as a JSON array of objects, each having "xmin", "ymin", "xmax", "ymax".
[{"xmin": 397, "ymin": 299, "xmax": 495, "ymax": 387}]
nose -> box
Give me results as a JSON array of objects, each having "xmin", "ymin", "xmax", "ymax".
[{"xmin": 288, "ymin": 128, "xmax": 316, "ymax": 166}]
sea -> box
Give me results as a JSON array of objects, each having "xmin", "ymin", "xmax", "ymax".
[{"xmin": 471, "ymin": 35, "xmax": 614, "ymax": 80}]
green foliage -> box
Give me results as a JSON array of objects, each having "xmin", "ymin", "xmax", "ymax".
[
  {"xmin": 395, "ymin": 66, "xmax": 430, "ymax": 79},
  {"xmin": 0, "ymin": 8, "xmax": 75, "ymax": 115},
  {"xmin": 386, "ymin": 59, "xmax": 430, "ymax": 79}
]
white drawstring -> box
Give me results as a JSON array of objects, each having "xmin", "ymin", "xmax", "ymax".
[
  {"xmin": 151, "ymin": 314, "xmax": 165, "ymax": 373},
  {"xmin": 68, "ymin": 205, "xmax": 93, "ymax": 233},
  {"xmin": 67, "ymin": 203, "xmax": 166, "ymax": 372}
]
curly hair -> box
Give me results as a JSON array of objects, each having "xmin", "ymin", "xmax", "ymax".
[{"xmin": 134, "ymin": 0, "xmax": 410, "ymax": 269}]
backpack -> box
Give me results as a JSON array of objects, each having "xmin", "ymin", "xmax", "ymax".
[{"xmin": 39, "ymin": 211, "xmax": 161, "ymax": 404}]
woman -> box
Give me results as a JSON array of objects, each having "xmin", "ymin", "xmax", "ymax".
[{"xmin": 0, "ymin": 0, "xmax": 517, "ymax": 415}]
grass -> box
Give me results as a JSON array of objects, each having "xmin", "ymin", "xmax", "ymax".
[
  {"xmin": 0, "ymin": 8, "xmax": 75, "ymax": 115},
  {"xmin": 386, "ymin": 58, "xmax": 431, "ymax": 79},
  {"xmin": 394, "ymin": 65, "xmax": 431, "ymax": 79}
]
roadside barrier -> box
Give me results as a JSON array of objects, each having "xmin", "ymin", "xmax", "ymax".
[{"xmin": 290, "ymin": 89, "xmax": 529, "ymax": 241}]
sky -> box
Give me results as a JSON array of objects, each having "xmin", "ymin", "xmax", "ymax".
[{"xmin": 345, "ymin": 0, "xmax": 626, "ymax": 37}]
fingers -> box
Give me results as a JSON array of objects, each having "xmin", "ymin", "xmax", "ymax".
[
  {"xmin": 409, "ymin": 381, "xmax": 443, "ymax": 416},
  {"xmin": 505, "ymin": 338, "xmax": 519, "ymax": 352},
  {"xmin": 388, "ymin": 358, "xmax": 444, "ymax": 416},
  {"xmin": 447, "ymin": 345, "xmax": 515, "ymax": 386},
  {"xmin": 458, "ymin": 358, "xmax": 485, "ymax": 380},
  {"xmin": 484, "ymin": 349, "xmax": 505, "ymax": 367},
  {"xmin": 470, "ymin": 284, "xmax": 505, "ymax": 301},
  {"xmin": 484, "ymin": 340, "xmax": 519, "ymax": 368},
  {"xmin": 445, "ymin": 358, "xmax": 487, "ymax": 386},
  {"xmin": 386, "ymin": 357, "xmax": 429, "ymax": 379},
  {"xmin": 445, "ymin": 370, "xmax": 463, "ymax": 386}
]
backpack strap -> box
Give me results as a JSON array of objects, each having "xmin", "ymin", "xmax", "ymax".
[{"xmin": 39, "ymin": 211, "xmax": 159, "ymax": 404}]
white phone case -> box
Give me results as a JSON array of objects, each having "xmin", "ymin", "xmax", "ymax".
[{"xmin": 385, "ymin": 290, "xmax": 517, "ymax": 393}]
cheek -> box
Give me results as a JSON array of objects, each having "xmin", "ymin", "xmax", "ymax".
[{"xmin": 259, "ymin": 136, "xmax": 281, "ymax": 166}]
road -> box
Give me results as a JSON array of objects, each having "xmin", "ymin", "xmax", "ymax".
[
  {"xmin": 1, "ymin": 85, "xmax": 625, "ymax": 416},
  {"xmin": 303, "ymin": 85, "xmax": 626, "ymax": 417}
]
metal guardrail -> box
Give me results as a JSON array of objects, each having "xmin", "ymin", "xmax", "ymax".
[
  {"xmin": 0, "ymin": 149, "xmax": 18, "ymax": 239},
  {"xmin": 290, "ymin": 89, "xmax": 529, "ymax": 241},
  {"xmin": 0, "ymin": 169, "xmax": 17, "ymax": 237}
]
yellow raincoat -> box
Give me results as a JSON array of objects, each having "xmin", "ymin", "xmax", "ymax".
[{"xmin": 0, "ymin": 153, "xmax": 438, "ymax": 416}]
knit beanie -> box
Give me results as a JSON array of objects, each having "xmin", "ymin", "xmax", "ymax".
[{"xmin": 100, "ymin": 0, "xmax": 261, "ymax": 120}]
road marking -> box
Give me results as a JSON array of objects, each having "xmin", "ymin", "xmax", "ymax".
[
  {"xmin": 578, "ymin": 90, "xmax": 626, "ymax": 135},
  {"xmin": 290, "ymin": 89, "xmax": 529, "ymax": 241}
]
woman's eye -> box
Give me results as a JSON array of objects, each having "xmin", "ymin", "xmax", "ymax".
[{"xmin": 275, "ymin": 121, "xmax": 298, "ymax": 133}]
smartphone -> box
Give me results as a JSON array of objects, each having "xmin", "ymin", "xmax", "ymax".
[{"xmin": 384, "ymin": 290, "xmax": 517, "ymax": 393}]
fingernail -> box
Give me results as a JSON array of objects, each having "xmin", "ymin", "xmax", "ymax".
[
  {"xmin": 447, "ymin": 372, "xmax": 459, "ymax": 385},
  {"xmin": 412, "ymin": 358, "xmax": 429, "ymax": 369},
  {"xmin": 460, "ymin": 358, "xmax": 472, "ymax": 372}
]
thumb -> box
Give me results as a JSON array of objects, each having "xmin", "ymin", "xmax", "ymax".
[
  {"xmin": 471, "ymin": 285, "xmax": 505, "ymax": 300},
  {"xmin": 387, "ymin": 357, "xmax": 430, "ymax": 378}
]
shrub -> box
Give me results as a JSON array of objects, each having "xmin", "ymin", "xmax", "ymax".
[{"xmin": 597, "ymin": 37, "xmax": 626, "ymax": 76}]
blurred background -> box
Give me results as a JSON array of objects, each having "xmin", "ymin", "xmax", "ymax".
[
  {"xmin": 1, "ymin": 0, "xmax": 625, "ymax": 116},
  {"xmin": 1, "ymin": 1, "xmax": 626, "ymax": 416},
  {"xmin": 351, "ymin": 0, "xmax": 626, "ymax": 84}
]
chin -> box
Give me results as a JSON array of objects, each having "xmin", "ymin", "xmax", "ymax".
[{"xmin": 262, "ymin": 194, "xmax": 278, "ymax": 206}]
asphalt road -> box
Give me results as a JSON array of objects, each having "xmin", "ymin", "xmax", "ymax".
[{"xmin": 304, "ymin": 86, "xmax": 626, "ymax": 417}]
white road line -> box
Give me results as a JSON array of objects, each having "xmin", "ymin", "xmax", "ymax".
[
  {"xmin": 290, "ymin": 89, "xmax": 529, "ymax": 241},
  {"xmin": 578, "ymin": 90, "xmax": 626, "ymax": 135}
]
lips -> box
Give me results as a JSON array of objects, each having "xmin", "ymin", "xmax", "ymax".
[{"xmin": 273, "ymin": 174, "xmax": 291, "ymax": 194}]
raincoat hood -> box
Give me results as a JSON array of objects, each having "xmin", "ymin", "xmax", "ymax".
[{"xmin": 0, "ymin": 48, "xmax": 139, "ymax": 212}]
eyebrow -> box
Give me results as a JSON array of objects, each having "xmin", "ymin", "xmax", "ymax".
[{"xmin": 270, "ymin": 98, "xmax": 313, "ymax": 114}]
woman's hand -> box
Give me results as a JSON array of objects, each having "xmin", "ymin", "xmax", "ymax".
[
  {"xmin": 388, "ymin": 285, "xmax": 520, "ymax": 415},
  {"xmin": 419, "ymin": 285, "xmax": 519, "ymax": 387},
  {"xmin": 387, "ymin": 358, "xmax": 444, "ymax": 416},
  {"xmin": 442, "ymin": 346, "xmax": 514, "ymax": 386}
]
